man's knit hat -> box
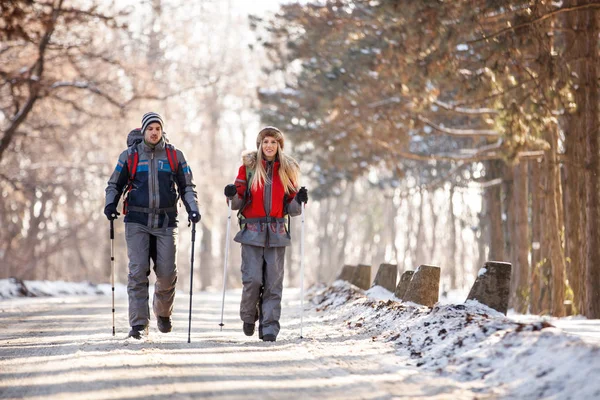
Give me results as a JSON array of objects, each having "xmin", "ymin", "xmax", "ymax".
[
  {"xmin": 141, "ymin": 112, "xmax": 164, "ymax": 133},
  {"xmin": 256, "ymin": 126, "xmax": 285, "ymax": 150}
]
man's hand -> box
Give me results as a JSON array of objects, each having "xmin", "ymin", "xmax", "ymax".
[
  {"xmin": 104, "ymin": 203, "xmax": 120, "ymax": 221},
  {"xmin": 189, "ymin": 211, "xmax": 201, "ymax": 224}
]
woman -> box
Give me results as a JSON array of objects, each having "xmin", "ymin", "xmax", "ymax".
[{"xmin": 224, "ymin": 126, "xmax": 308, "ymax": 342}]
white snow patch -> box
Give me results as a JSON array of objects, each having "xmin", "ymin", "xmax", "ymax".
[
  {"xmin": 309, "ymin": 281, "xmax": 600, "ymax": 399},
  {"xmin": 0, "ymin": 278, "xmax": 125, "ymax": 300},
  {"xmin": 477, "ymin": 267, "xmax": 487, "ymax": 277},
  {"xmin": 365, "ymin": 285, "xmax": 394, "ymax": 301}
]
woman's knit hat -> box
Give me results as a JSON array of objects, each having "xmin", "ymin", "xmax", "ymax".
[
  {"xmin": 256, "ymin": 126, "xmax": 285, "ymax": 150},
  {"xmin": 141, "ymin": 112, "xmax": 164, "ymax": 133}
]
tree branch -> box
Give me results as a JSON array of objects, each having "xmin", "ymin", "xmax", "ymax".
[
  {"xmin": 469, "ymin": 3, "xmax": 600, "ymax": 44},
  {"xmin": 363, "ymin": 132, "xmax": 503, "ymax": 163},
  {"xmin": 0, "ymin": 0, "xmax": 64, "ymax": 163},
  {"xmin": 49, "ymin": 81, "xmax": 124, "ymax": 108},
  {"xmin": 417, "ymin": 115, "xmax": 499, "ymax": 137},
  {"xmin": 433, "ymin": 99, "xmax": 498, "ymax": 115}
]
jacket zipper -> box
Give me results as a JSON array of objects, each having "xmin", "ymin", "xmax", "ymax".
[
  {"xmin": 265, "ymin": 162, "xmax": 273, "ymax": 247},
  {"xmin": 150, "ymin": 151, "xmax": 157, "ymax": 227}
]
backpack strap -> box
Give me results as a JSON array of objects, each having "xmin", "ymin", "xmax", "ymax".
[
  {"xmin": 165, "ymin": 144, "xmax": 179, "ymax": 174},
  {"xmin": 122, "ymin": 146, "xmax": 139, "ymax": 214},
  {"xmin": 237, "ymin": 167, "xmax": 253, "ymax": 229},
  {"xmin": 127, "ymin": 147, "xmax": 139, "ymax": 180},
  {"xmin": 245, "ymin": 168, "xmax": 253, "ymax": 199}
]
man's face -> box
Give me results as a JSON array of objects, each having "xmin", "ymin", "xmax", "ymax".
[{"xmin": 144, "ymin": 122, "xmax": 162, "ymax": 145}]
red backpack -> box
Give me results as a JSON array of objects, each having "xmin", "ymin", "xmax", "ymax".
[{"xmin": 122, "ymin": 128, "xmax": 179, "ymax": 214}]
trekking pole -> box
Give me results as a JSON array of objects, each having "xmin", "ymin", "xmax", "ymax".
[
  {"xmin": 110, "ymin": 218, "xmax": 116, "ymax": 337},
  {"xmin": 300, "ymin": 187, "xmax": 306, "ymax": 339},
  {"xmin": 219, "ymin": 198, "xmax": 234, "ymax": 331},
  {"xmin": 188, "ymin": 222, "xmax": 197, "ymax": 344}
]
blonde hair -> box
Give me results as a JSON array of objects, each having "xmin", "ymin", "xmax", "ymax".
[{"xmin": 252, "ymin": 129, "xmax": 299, "ymax": 195}]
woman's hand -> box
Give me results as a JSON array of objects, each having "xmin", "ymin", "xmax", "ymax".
[
  {"xmin": 295, "ymin": 187, "xmax": 308, "ymax": 204},
  {"xmin": 224, "ymin": 184, "xmax": 237, "ymax": 198}
]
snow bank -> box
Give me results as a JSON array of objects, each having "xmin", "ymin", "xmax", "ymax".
[
  {"xmin": 0, "ymin": 278, "xmax": 110, "ymax": 299},
  {"xmin": 311, "ymin": 280, "xmax": 600, "ymax": 399}
]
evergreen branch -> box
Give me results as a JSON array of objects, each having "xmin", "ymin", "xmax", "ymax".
[
  {"xmin": 469, "ymin": 3, "xmax": 600, "ymax": 44},
  {"xmin": 432, "ymin": 100, "xmax": 498, "ymax": 115},
  {"xmin": 417, "ymin": 115, "xmax": 499, "ymax": 137}
]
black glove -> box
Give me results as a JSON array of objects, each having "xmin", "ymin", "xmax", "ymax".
[
  {"xmin": 224, "ymin": 184, "xmax": 237, "ymax": 198},
  {"xmin": 189, "ymin": 211, "xmax": 201, "ymax": 224},
  {"xmin": 104, "ymin": 203, "xmax": 120, "ymax": 221},
  {"xmin": 295, "ymin": 187, "xmax": 308, "ymax": 204}
]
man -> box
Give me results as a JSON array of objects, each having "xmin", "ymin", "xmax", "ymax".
[{"xmin": 104, "ymin": 112, "xmax": 200, "ymax": 339}]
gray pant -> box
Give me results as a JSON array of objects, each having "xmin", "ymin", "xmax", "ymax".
[
  {"xmin": 240, "ymin": 244, "xmax": 286, "ymax": 338},
  {"xmin": 125, "ymin": 223, "xmax": 178, "ymax": 327}
]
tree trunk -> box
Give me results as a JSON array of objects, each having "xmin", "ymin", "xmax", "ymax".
[
  {"xmin": 529, "ymin": 160, "xmax": 543, "ymax": 314},
  {"xmin": 543, "ymin": 128, "xmax": 566, "ymax": 317},
  {"xmin": 502, "ymin": 164, "xmax": 514, "ymax": 268},
  {"xmin": 484, "ymin": 160, "xmax": 505, "ymax": 261},
  {"xmin": 403, "ymin": 194, "xmax": 414, "ymax": 268},
  {"xmin": 448, "ymin": 185, "xmax": 457, "ymax": 289},
  {"xmin": 510, "ymin": 162, "xmax": 529, "ymax": 313},
  {"xmin": 428, "ymin": 190, "xmax": 439, "ymax": 265},
  {"xmin": 561, "ymin": 0, "xmax": 586, "ymax": 315},
  {"xmin": 579, "ymin": 3, "xmax": 600, "ymax": 318},
  {"xmin": 333, "ymin": 182, "xmax": 355, "ymax": 282},
  {"xmin": 415, "ymin": 188, "xmax": 427, "ymax": 266},
  {"xmin": 390, "ymin": 189, "xmax": 401, "ymax": 264}
]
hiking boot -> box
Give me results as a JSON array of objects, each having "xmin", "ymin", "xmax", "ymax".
[
  {"xmin": 262, "ymin": 334, "xmax": 276, "ymax": 342},
  {"xmin": 157, "ymin": 316, "xmax": 172, "ymax": 333},
  {"xmin": 128, "ymin": 325, "xmax": 147, "ymax": 340},
  {"xmin": 243, "ymin": 322, "xmax": 255, "ymax": 336}
]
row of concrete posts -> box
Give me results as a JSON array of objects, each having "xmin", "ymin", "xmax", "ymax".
[{"xmin": 336, "ymin": 261, "xmax": 512, "ymax": 314}]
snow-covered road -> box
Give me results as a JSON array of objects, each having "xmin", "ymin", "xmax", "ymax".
[
  {"xmin": 3, "ymin": 283, "xmax": 600, "ymax": 400},
  {"xmin": 0, "ymin": 289, "xmax": 484, "ymax": 400}
]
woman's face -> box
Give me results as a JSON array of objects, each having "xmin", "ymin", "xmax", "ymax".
[{"xmin": 261, "ymin": 136, "xmax": 278, "ymax": 161}]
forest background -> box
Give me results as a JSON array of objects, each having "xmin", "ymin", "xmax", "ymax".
[{"xmin": 1, "ymin": 0, "xmax": 598, "ymax": 318}]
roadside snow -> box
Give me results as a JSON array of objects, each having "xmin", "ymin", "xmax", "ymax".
[
  {"xmin": 0, "ymin": 278, "xmax": 120, "ymax": 299},
  {"xmin": 312, "ymin": 281, "xmax": 600, "ymax": 399}
]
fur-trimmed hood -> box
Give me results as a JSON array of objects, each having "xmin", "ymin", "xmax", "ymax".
[
  {"xmin": 241, "ymin": 150, "xmax": 258, "ymax": 170},
  {"xmin": 240, "ymin": 150, "xmax": 299, "ymax": 172}
]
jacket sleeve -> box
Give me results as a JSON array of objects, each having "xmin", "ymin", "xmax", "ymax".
[
  {"xmin": 175, "ymin": 149, "xmax": 199, "ymax": 214},
  {"xmin": 230, "ymin": 165, "xmax": 246, "ymax": 211},
  {"xmin": 105, "ymin": 150, "xmax": 129, "ymax": 207},
  {"xmin": 285, "ymin": 189, "xmax": 302, "ymax": 217}
]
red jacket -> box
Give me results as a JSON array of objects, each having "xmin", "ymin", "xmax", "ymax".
[{"xmin": 235, "ymin": 160, "xmax": 297, "ymax": 219}]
